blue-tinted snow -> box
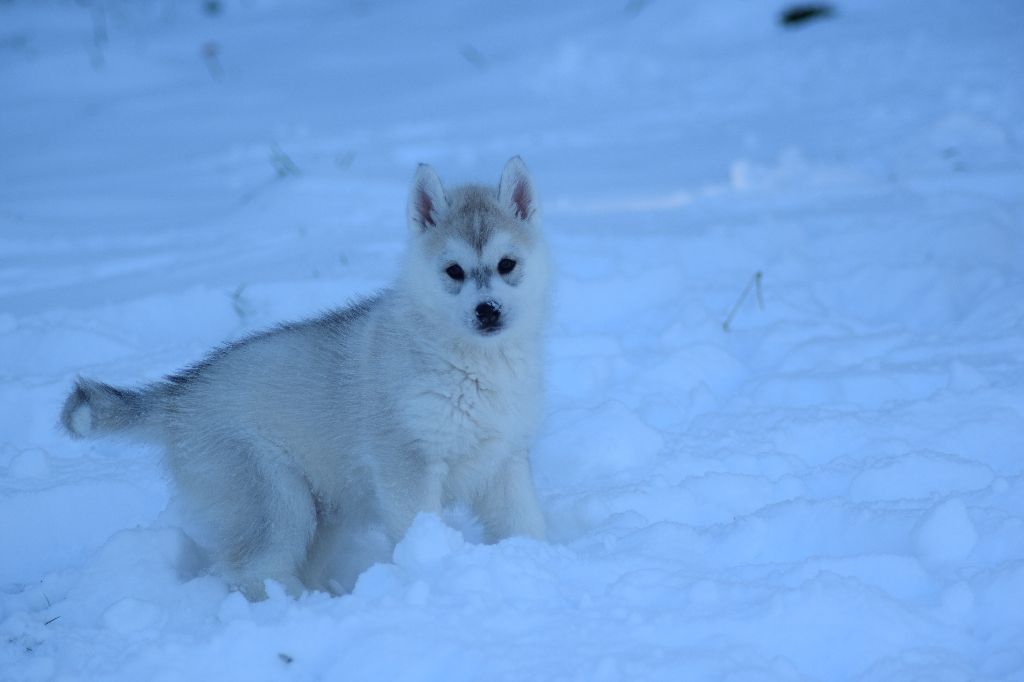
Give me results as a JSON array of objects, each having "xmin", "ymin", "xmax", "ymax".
[{"xmin": 1, "ymin": 0, "xmax": 1023, "ymax": 679}]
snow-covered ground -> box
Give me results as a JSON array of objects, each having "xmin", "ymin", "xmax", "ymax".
[{"xmin": 2, "ymin": 0, "xmax": 1023, "ymax": 679}]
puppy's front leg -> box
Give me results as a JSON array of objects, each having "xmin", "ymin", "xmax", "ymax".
[
  {"xmin": 475, "ymin": 454, "xmax": 546, "ymax": 542},
  {"xmin": 378, "ymin": 458, "xmax": 448, "ymax": 543}
]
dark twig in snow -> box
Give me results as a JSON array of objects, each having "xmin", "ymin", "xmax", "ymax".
[
  {"xmin": 335, "ymin": 151, "xmax": 356, "ymax": 170},
  {"xmin": 202, "ymin": 41, "xmax": 223, "ymax": 81},
  {"xmin": 624, "ymin": 0, "xmax": 650, "ymax": 18},
  {"xmin": 230, "ymin": 285, "xmax": 251, "ymax": 322},
  {"xmin": 780, "ymin": 4, "xmax": 835, "ymax": 27},
  {"xmin": 241, "ymin": 143, "xmax": 302, "ymax": 203},
  {"xmin": 722, "ymin": 271, "xmax": 764, "ymax": 332},
  {"xmin": 458, "ymin": 44, "xmax": 487, "ymax": 70},
  {"xmin": 89, "ymin": 1, "xmax": 108, "ymax": 69},
  {"xmin": 270, "ymin": 144, "xmax": 301, "ymax": 177}
]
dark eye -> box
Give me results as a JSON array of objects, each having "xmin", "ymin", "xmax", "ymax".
[
  {"xmin": 498, "ymin": 258, "xmax": 517, "ymax": 275},
  {"xmin": 445, "ymin": 264, "xmax": 465, "ymax": 281}
]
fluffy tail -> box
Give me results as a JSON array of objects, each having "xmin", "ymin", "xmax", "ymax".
[{"xmin": 60, "ymin": 377, "xmax": 162, "ymax": 440}]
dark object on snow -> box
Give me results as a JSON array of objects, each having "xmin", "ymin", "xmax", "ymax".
[{"xmin": 780, "ymin": 4, "xmax": 835, "ymax": 27}]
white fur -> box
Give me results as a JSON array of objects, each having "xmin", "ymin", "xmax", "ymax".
[
  {"xmin": 71, "ymin": 403, "xmax": 92, "ymax": 436},
  {"xmin": 61, "ymin": 157, "xmax": 550, "ymax": 600}
]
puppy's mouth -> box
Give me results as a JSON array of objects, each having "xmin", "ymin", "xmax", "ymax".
[{"xmin": 476, "ymin": 322, "xmax": 504, "ymax": 336}]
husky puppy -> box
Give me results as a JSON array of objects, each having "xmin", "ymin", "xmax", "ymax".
[{"xmin": 60, "ymin": 157, "xmax": 549, "ymax": 599}]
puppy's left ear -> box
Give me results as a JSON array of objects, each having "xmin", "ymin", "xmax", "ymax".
[{"xmin": 498, "ymin": 156, "xmax": 537, "ymax": 223}]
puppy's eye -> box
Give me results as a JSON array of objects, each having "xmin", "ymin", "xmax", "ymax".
[
  {"xmin": 445, "ymin": 264, "xmax": 465, "ymax": 281},
  {"xmin": 497, "ymin": 258, "xmax": 517, "ymax": 275}
]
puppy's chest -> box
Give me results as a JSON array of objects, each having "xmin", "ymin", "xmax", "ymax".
[{"xmin": 405, "ymin": 354, "xmax": 538, "ymax": 462}]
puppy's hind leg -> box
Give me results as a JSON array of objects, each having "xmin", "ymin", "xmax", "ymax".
[{"xmin": 171, "ymin": 438, "xmax": 316, "ymax": 600}]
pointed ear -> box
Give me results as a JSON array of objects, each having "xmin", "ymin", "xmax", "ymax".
[
  {"xmin": 497, "ymin": 156, "xmax": 536, "ymax": 222},
  {"xmin": 408, "ymin": 163, "xmax": 448, "ymax": 232}
]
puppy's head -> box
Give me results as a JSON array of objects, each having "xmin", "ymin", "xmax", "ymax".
[{"xmin": 402, "ymin": 157, "xmax": 549, "ymax": 342}]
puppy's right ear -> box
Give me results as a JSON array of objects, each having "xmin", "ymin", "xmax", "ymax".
[{"xmin": 408, "ymin": 164, "xmax": 448, "ymax": 232}]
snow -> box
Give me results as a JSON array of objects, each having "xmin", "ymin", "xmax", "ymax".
[
  {"xmin": 914, "ymin": 498, "xmax": 978, "ymax": 566},
  {"xmin": 2, "ymin": 0, "xmax": 1023, "ymax": 679}
]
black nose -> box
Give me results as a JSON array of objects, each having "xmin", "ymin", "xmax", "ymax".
[{"xmin": 475, "ymin": 301, "xmax": 502, "ymax": 329}]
